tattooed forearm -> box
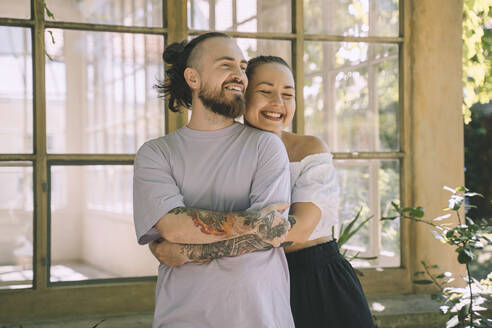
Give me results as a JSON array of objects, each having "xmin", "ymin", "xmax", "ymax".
[
  {"xmin": 180, "ymin": 234, "xmax": 274, "ymax": 261},
  {"xmin": 169, "ymin": 207, "xmax": 270, "ymax": 237},
  {"xmin": 288, "ymin": 215, "xmax": 296, "ymax": 227},
  {"xmin": 168, "ymin": 207, "xmax": 244, "ymax": 236},
  {"xmin": 168, "ymin": 206, "xmax": 292, "ymax": 246}
]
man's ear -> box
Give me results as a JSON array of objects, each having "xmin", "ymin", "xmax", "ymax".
[{"xmin": 184, "ymin": 67, "xmax": 200, "ymax": 90}]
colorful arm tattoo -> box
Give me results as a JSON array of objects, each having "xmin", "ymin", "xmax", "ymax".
[
  {"xmin": 168, "ymin": 207, "xmax": 292, "ymax": 241},
  {"xmin": 180, "ymin": 234, "xmax": 273, "ymax": 261},
  {"xmin": 179, "ymin": 215, "xmax": 296, "ymax": 261},
  {"xmin": 168, "ymin": 207, "xmax": 241, "ymax": 236}
]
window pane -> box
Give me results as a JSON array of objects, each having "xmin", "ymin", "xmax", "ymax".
[
  {"xmin": 188, "ymin": 0, "xmax": 291, "ymax": 33},
  {"xmin": 304, "ymin": 0, "xmax": 399, "ymax": 37},
  {"xmin": 304, "ymin": 42, "xmax": 399, "ymax": 152},
  {"xmin": 335, "ymin": 159, "xmax": 400, "ymax": 268},
  {"xmin": 0, "ymin": 163, "xmax": 33, "ymax": 289},
  {"xmin": 0, "ymin": 0, "xmax": 30, "ymax": 19},
  {"xmin": 45, "ymin": 29, "xmax": 165, "ymax": 153},
  {"xmin": 237, "ymin": 38, "xmax": 292, "ymax": 66},
  {"xmin": 0, "ymin": 27, "xmax": 32, "ymax": 153},
  {"xmin": 50, "ymin": 165, "xmax": 158, "ymax": 282},
  {"xmin": 44, "ymin": 0, "xmax": 163, "ymax": 27}
]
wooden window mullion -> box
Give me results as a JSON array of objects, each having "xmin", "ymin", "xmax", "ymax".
[
  {"xmin": 32, "ymin": 0, "xmax": 49, "ymax": 291},
  {"xmin": 292, "ymin": 0, "xmax": 304, "ymax": 135}
]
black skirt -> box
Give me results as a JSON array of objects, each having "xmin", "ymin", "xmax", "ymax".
[{"xmin": 285, "ymin": 240, "xmax": 375, "ymax": 328}]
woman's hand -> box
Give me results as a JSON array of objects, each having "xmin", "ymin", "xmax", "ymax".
[{"xmin": 252, "ymin": 203, "xmax": 292, "ymax": 247}]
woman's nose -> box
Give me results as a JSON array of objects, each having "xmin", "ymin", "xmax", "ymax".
[{"xmin": 271, "ymin": 92, "xmax": 282, "ymax": 104}]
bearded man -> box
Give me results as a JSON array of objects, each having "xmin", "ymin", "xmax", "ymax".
[{"xmin": 133, "ymin": 32, "xmax": 295, "ymax": 327}]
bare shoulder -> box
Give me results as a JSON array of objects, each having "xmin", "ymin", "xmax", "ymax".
[
  {"xmin": 299, "ymin": 135, "xmax": 329, "ymax": 156},
  {"xmin": 283, "ymin": 132, "xmax": 329, "ymax": 161}
]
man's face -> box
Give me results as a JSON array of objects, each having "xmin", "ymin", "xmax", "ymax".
[{"xmin": 194, "ymin": 37, "xmax": 248, "ymax": 118}]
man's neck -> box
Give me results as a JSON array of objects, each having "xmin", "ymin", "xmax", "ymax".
[{"xmin": 187, "ymin": 102, "xmax": 234, "ymax": 131}]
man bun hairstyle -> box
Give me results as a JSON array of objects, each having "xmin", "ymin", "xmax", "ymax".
[
  {"xmin": 155, "ymin": 32, "xmax": 230, "ymax": 112},
  {"xmin": 245, "ymin": 55, "xmax": 291, "ymax": 81}
]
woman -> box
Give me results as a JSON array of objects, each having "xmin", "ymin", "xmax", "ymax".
[
  {"xmin": 242, "ymin": 55, "xmax": 374, "ymax": 327},
  {"xmin": 150, "ymin": 55, "xmax": 375, "ymax": 327}
]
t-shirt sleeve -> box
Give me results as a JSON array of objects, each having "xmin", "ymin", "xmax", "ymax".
[
  {"xmin": 292, "ymin": 153, "xmax": 339, "ymax": 226},
  {"xmin": 247, "ymin": 133, "xmax": 291, "ymax": 216},
  {"xmin": 133, "ymin": 140, "xmax": 185, "ymax": 245}
]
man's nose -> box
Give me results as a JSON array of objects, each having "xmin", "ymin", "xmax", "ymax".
[{"xmin": 231, "ymin": 65, "xmax": 247, "ymax": 84}]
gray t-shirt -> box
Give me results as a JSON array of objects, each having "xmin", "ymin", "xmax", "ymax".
[{"xmin": 133, "ymin": 122, "xmax": 294, "ymax": 328}]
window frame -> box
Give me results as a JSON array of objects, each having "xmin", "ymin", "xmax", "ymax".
[{"xmin": 0, "ymin": 0, "xmax": 411, "ymax": 321}]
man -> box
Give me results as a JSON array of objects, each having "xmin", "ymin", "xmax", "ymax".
[{"xmin": 133, "ymin": 32, "xmax": 295, "ymax": 327}]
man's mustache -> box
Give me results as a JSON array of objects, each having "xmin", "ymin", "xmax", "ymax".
[{"xmin": 222, "ymin": 78, "xmax": 245, "ymax": 88}]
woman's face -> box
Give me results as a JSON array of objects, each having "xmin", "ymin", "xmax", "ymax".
[{"xmin": 244, "ymin": 63, "xmax": 295, "ymax": 135}]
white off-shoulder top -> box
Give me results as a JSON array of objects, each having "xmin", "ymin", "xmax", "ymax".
[{"xmin": 290, "ymin": 152, "xmax": 340, "ymax": 240}]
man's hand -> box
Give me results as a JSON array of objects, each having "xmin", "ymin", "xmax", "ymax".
[
  {"xmin": 247, "ymin": 203, "xmax": 292, "ymax": 247},
  {"xmin": 149, "ymin": 238, "xmax": 188, "ymax": 267}
]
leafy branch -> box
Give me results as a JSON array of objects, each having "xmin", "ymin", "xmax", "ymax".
[{"xmin": 383, "ymin": 186, "xmax": 492, "ymax": 327}]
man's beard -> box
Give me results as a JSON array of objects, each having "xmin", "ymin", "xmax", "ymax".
[{"xmin": 198, "ymin": 83, "xmax": 245, "ymax": 119}]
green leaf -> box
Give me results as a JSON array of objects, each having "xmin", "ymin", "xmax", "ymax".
[
  {"xmin": 457, "ymin": 303, "xmax": 470, "ymax": 322},
  {"xmin": 407, "ymin": 206, "xmax": 425, "ymax": 218},
  {"xmin": 338, "ymin": 208, "xmax": 366, "ymax": 247},
  {"xmin": 341, "ymin": 216, "xmax": 373, "ymax": 248},
  {"xmin": 353, "ymin": 256, "xmax": 377, "ymax": 260},
  {"xmin": 446, "ymin": 230, "xmax": 455, "ymax": 239},
  {"xmin": 457, "ymin": 248, "xmax": 473, "ymax": 264},
  {"xmin": 455, "ymin": 186, "xmax": 468, "ymax": 192},
  {"xmin": 391, "ymin": 201, "xmax": 400, "ymax": 212},
  {"xmin": 47, "ymin": 30, "xmax": 55, "ymax": 45},
  {"xmin": 413, "ymin": 279, "xmax": 433, "ymax": 285},
  {"xmin": 43, "ymin": 1, "xmax": 55, "ymax": 19}
]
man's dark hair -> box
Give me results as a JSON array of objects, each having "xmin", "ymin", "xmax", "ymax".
[
  {"xmin": 155, "ymin": 32, "xmax": 230, "ymax": 112},
  {"xmin": 245, "ymin": 55, "xmax": 291, "ymax": 81}
]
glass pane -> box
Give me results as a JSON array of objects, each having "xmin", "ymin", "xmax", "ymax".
[
  {"xmin": 304, "ymin": 42, "xmax": 399, "ymax": 152},
  {"xmin": 334, "ymin": 159, "xmax": 400, "ymax": 267},
  {"xmin": 237, "ymin": 38, "xmax": 292, "ymax": 66},
  {"xmin": 50, "ymin": 165, "xmax": 158, "ymax": 282},
  {"xmin": 0, "ymin": 0, "xmax": 30, "ymax": 19},
  {"xmin": 0, "ymin": 163, "xmax": 33, "ymax": 289},
  {"xmin": 45, "ymin": 0, "xmax": 163, "ymax": 27},
  {"xmin": 45, "ymin": 29, "xmax": 165, "ymax": 153},
  {"xmin": 188, "ymin": 0, "xmax": 291, "ymax": 33},
  {"xmin": 304, "ymin": 0, "xmax": 399, "ymax": 37},
  {"xmin": 0, "ymin": 26, "xmax": 33, "ymax": 153}
]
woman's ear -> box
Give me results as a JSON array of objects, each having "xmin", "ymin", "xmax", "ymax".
[{"xmin": 184, "ymin": 67, "xmax": 200, "ymax": 90}]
